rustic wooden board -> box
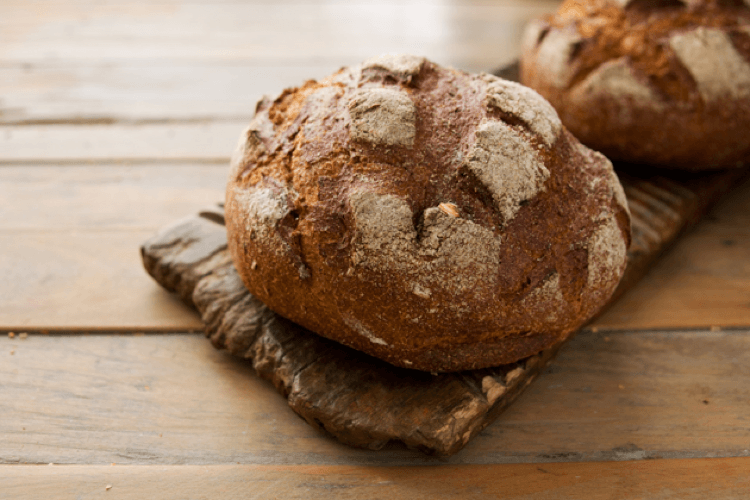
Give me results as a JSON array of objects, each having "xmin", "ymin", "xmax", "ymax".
[
  {"xmin": 4, "ymin": 459, "xmax": 750, "ymax": 500},
  {"xmin": 141, "ymin": 166, "xmax": 748, "ymax": 456},
  {"xmin": 142, "ymin": 214, "xmax": 552, "ymax": 456},
  {"xmin": 4, "ymin": 331, "xmax": 750, "ymax": 465}
]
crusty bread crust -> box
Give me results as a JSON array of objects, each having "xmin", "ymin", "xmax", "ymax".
[
  {"xmin": 521, "ymin": 0, "xmax": 750, "ymax": 169},
  {"xmin": 226, "ymin": 56, "xmax": 631, "ymax": 372}
]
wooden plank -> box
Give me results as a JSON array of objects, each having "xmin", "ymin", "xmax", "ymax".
[
  {"xmin": 0, "ymin": 0, "xmax": 558, "ymax": 71},
  {"xmin": 0, "ymin": 122, "xmax": 244, "ymax": 162},
  {"xmin": 2, "ymin": 331, "xmax": 750, "ymax": 465},
  {"xmin": 0, "ymin": 63, "xmax": 333, "ymax": 124},
  {"xmin": 0, "ymin": 232, "xmax": 202, "ymax": 330},
  {"xmin": 0, "ymin": 165, "xmax": 227, "ymax": 231},
  {"xmin": 0, "ymin": 164, "xmax": 222, "ymax": 330},
  {"xmin": 0, "ymin": 164, "xmax": 748, "ymax": 331},
  {"xmin": 2, "ymin": 459, "xmax": 750, "ymax": 500}
]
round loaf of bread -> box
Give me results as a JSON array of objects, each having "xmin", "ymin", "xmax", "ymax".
[
  {"xmin": 520, "ymin": 0, "xmax": 750, "ymax": 169},
  {"xmin": 225, "ymin": 55, "xmax": 631, "ymax": 372}
]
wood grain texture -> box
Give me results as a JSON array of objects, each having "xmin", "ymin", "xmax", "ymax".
[
  {"xmin": 0, "ymin": 164, "xmax": 227, "ymax": 330},
  {"xmin": 3, "ymin": 459, "xmax": 750, "ymax": 500},
  {"xmin": 1, "ymin": 164, "xmax": 749, "ymax": 332},
  {"xmin": 139, "ymin": 167, "xmax": 747, "ymax": 455},
  {"xmin": 0, "ymin": 0, "xmax": 557, "ymax": 69},
  {"xmin": 0, "ymin": 63, "xmax": 332, "ymax": 124},
  {"xmin": 600, "ymin": 168, "xmax": 750, "ymax": 309},
  {"xmin": 2, "ymin": 331, "xmax": 750, "ymax": 465},
  {"xmin": 0, "ymin": 0, "xmax": 558, "ymax": 126},
  {"xmin": 1, "ymin": 232, "xmax": 203, "ymax": 330},
  {"xmin": 0, "ymin": 122, "xmax": 243, "ymax": 162},
  {"xmin": 0, "ymin": 164, "xmax": 227, "ymax": 231}
]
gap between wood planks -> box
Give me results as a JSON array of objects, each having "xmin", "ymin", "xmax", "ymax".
[{"xmin": 2, "ymin": 331, "xmax": 750, "ymax": 466}]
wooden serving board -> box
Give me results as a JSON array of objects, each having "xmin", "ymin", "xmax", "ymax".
[{"xmin": 140, "ymin": 165, "xmax": 747, "ymax": 457}]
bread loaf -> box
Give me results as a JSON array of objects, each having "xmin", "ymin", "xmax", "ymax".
[
  {"xmin": 225, "ymin": 55, "xmax": 631, "ymax": 372},
  {"xmin": 521, "ymin": 0, "xmax": 750, "ymax": 169}
]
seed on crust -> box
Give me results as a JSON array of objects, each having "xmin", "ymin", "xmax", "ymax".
[{"xmin": 438, "ymin": 202, "xmax": 460, "ymax": 218}]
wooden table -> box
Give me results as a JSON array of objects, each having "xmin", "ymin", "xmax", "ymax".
[{"xmin": 2, "ymin": 1, "xmax": 750, "ymax": 497}]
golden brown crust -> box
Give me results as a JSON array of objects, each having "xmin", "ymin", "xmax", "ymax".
[
  {"xmin": 226, "ymin": 56, "xmax": 631, "ymax": 372},
  {"xmin": 520, "ymin": 0, "xmax": 750, "ymax": 169}
]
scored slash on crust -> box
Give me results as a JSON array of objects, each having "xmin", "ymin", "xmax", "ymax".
[
  {"xmin": 348, "ymin": 87, "xmax": 417, "ymax": 147},
  {"xmin": 669, "ymin": 27, "xmax": 750, "ymax": 101}
]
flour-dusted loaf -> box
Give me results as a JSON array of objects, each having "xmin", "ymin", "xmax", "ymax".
[
  {"xmin": 225, "ymin": 55, "xmax": 631, "ymax": 372},
  {"xmin": 521, "ymin": 0, "xmax": 750, "ymax": 170}
]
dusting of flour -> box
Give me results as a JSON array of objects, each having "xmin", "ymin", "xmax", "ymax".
[
  {"xmin": 482, "ymin": 75, "xmax": 562, "ymax": 147},
  {"xmin": 669, "ymin": 28, "xmax": 750, "ymax": 102},
  {"xmin": 570, "ymin": 58, "xmax": 663, "ymax": 111},
  {"xmin": 522, "ymin": 273, "xmax": 564, "ymax": 322},
  {"xmin": 229, "ymin": 185, "xmax": 290, "ymax": 257},
  {"xmin": 587, "ymin": 216, "xmax": 627, "ymax": 290},
  {"xmin": 348, "ymin": 191, "xmax": 503, "ymax": 298},
  {"xmin": 348, "ymin": 87, "xmax": 417, "ymax": 147},
  {"xmin": 533, "ymin": 26, "xmax": 583, "ymax": 88},
  {"xmin": 362, "ymin": 54, "xmax": 426, "ymax": 79},
  {"xmin": 463, "ymin": 119, "xmax": 550, "ymax": 224}
]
